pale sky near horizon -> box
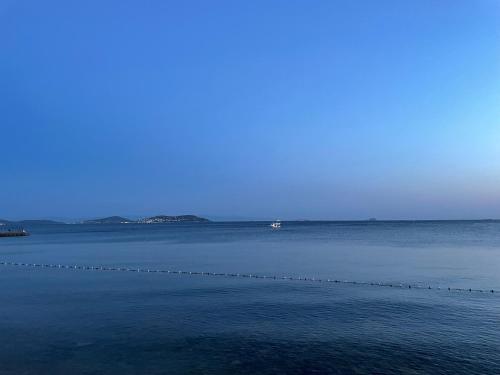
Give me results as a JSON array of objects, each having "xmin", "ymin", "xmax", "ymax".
[{"xmin": 1, "ymin": 0, "xmax": 500, "ymax": 221}]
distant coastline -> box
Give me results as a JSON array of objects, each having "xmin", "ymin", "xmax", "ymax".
[
  {"xmin": 82, "ymin": 215, "xmax": 210, "ymax": 224},
  {"xmin": 0, "ymin": 219, "xmax": 64, "ymax": 226},
  {"xmin": 0, "ymin": 215, "xmax": 210, "ymax": 226},
  {"xmin": 1, "ymin": 217, "xmax": 499, "ymax": 226}
]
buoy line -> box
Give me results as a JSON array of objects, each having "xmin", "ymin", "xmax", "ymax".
[{"xmin": 0, "ymin": 260, "xmax": 496, "ymax": 294}]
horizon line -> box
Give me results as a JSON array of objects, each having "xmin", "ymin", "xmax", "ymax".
[{"xmin": 2, "ymin": 217, "xmax": 500, "ymax": 224}]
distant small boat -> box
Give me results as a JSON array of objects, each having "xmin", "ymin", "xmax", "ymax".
[
  {"xmin": 270, "ymin": 220, "xmax": 281, "ymax": 229},
  {"xmin": 0, "ymin": 228, "xmax": 29, "ymax": 237}
]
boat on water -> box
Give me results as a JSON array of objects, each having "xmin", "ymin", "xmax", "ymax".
[
  {"xmin": 0, "ymin": 228, "xmax": 29, "ymax": 237},
  {"xmin": 270, "ymin": 220, "xmax": 281, "ymax": 229}
]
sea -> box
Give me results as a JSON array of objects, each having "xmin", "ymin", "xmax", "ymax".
[{"xmin": 0, "ymin": 221, "xmax": 499, "ymax": 374}]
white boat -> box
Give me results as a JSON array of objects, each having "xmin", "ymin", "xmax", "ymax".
[{"xmin": 270, "ymin": 220, "xmax": 281, "ymax": 229}]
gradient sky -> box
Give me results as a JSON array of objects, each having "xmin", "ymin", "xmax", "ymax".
[{"xmin": 1, "ymin": 0, "xmax": 500, "ymax": 220}]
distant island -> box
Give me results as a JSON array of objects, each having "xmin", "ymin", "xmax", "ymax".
[
  {"xmin": 83, "ymin": 216, "xmax": 134, "ymax": 224},
  {"xmin": 137, "ymin": 215, "xmax": 210, "ymax": 223},
  {"xmin": 83, "ymin": 215, "xmax": 209, "ymax": 224},
  {"xmin": 0, "ymin": 219, "xmax": 63, "ymax": 226}
]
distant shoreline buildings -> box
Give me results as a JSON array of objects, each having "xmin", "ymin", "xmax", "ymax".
[{"xmin": 82, "ymin": 215, "xmax": 209, "ymax": 224}]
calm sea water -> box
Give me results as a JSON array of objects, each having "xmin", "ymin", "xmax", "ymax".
[{"xmin": 0, "ymin": 221, "xmax": 499, "ymax": 374}]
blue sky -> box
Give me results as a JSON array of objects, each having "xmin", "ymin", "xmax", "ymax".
[{"xmin": 1, "ymin": 0, "xmax": 499, "ymax": 220}]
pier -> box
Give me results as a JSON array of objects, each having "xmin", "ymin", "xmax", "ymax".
[{"xmin": 0, "ymin": 229, "xmax": 29, "ymax": 237}]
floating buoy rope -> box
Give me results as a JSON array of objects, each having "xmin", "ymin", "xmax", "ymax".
[{"xmin": 0, "ymin": 261, "xmax": 495, "ymax": 294}]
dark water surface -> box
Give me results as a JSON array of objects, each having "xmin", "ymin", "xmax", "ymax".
[{"xmin": 1, "ymin": 221, "xmax": 499, "ymax": 374}]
